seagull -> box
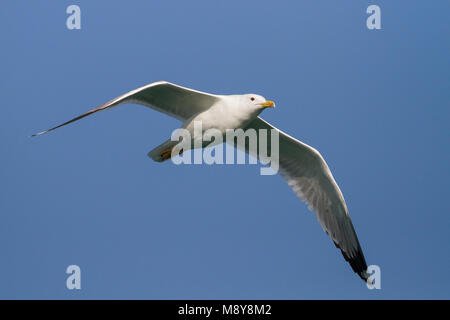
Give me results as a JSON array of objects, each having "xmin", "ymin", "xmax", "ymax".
[{"xmin": 33, "ymin": 81, "xmax": 369, "ymax": 281}]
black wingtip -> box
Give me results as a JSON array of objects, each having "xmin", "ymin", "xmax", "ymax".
[
  {"xmin": 30, "ymin": 105, "xmax": 106, "ymax": 138},
  {"xmin": 335, "ymin": 242, "xmax": 369, "ymax": 282},
  {"xmin": 342, "ymin": 249, "xmax": 367, "ymax": 282},
  {"xmin": 31, "ymin": 129, "xmax": 50, "ymax": 137}
]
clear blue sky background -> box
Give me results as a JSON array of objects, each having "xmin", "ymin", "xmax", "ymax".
[{"xmin": 1, "ymin": 1, "xmax": 449, "ymax": 299}]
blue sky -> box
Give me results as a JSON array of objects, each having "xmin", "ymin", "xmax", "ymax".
[{"xmin": 1, "ymin": 1, "xmax": 449, "ymax": 299}]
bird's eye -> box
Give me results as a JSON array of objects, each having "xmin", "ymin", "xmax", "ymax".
[{"xmin": 250, "ymin": 97, "xmax": 255, "ymax": 101}]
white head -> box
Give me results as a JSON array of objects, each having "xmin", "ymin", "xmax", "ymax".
[{"xmin": 228, "ymin": 94, "xmax": 275, "ymax": 119}]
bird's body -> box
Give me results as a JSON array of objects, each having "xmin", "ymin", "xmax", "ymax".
[
  {"xmin": 33, "ymin": 81, "xmax": 369, "ymax": 282},
  {"xmin": 184, "ymin": 96, "xmax": 258, "ymax": 135},
  {"xmin": 176, "ymin": 95, "xmax": 268, "ymax": 156}
]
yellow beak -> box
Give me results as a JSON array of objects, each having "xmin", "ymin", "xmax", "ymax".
[{"xmin": 260, "ymin": 100, "xmax": 275, "ymax": 108}]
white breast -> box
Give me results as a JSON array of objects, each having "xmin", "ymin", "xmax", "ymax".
[{"xmin": 185, "ymin": 96, "xmax": 257, "ymax": 134}]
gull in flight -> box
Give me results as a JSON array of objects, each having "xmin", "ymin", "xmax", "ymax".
[{"xmin": 33, "ymin": 81, "xmax": 369, "ymax": 281}]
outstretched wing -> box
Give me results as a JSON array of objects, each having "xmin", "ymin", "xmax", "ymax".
[
  {"xmin": 32, "ymin": 81, "xmax": 219, "ymax": 136},
  {"xmin": 245, "ymin": 117, "xmax": 369, "ymax": 281}
]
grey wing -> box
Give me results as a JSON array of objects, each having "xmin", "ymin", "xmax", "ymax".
[
  {"xmin": 32, "ymin": 81, "xmax": 219, "ymax": 136},
  {"xmin": 245, "ymin": 117, "xmax": 369, "ymax": 281}
]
